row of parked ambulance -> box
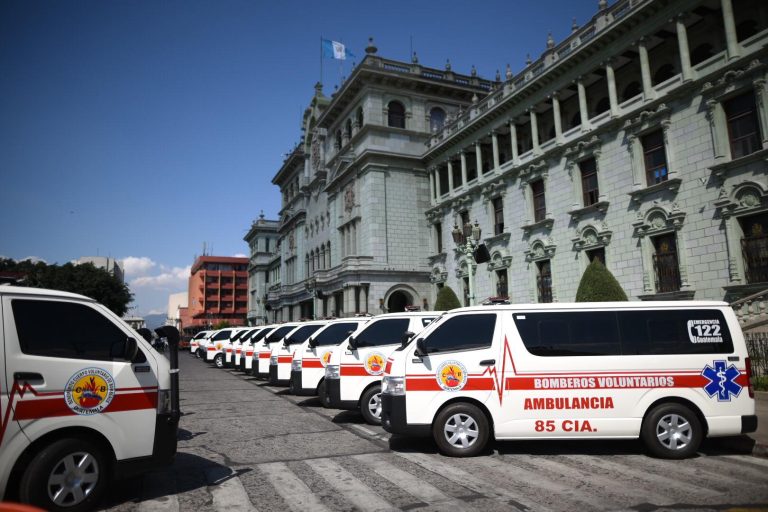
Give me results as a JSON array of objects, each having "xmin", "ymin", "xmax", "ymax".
[{"xmin": 187, "ymin": 301, "xmax": 758, "ymax": 459}]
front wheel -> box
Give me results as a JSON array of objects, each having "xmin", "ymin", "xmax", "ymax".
[
  {"xmin": 360, "ymin": 385, "xmax": 382, "ymax": 425},
  {"xmin": 433, "ymin": 402, "xmax": 490, "ymax": 457},
  {"xmin": 213, "ymin": 353, "xmax": 224, "ymax": 368},
  {"xmin": 19, "ymin": 437, "xmax": 110, "ymax": 512},
  {"xmin": 641, "ymin": 403, "xmax": 703, "ymax": 459}
]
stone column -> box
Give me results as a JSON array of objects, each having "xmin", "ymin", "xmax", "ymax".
[
  {"xmin": 510, "ymin": 120, "xmax": 520, "ymax": 164},
  {"xmin": 753, "ymin": 78, "xmax": 768, "ymax": 146},
  {"xmin": 491, "ymin": 131, "xmax": 500, "ymax": 170},
  {"xmin": 552, "ymin": 93, "xmax": 563, "ymax": 142},
  {"xmin": 577, "ymin": 78, "xmax": 591, "ymax": 130},
  {"xmin": 447, "ymin": 160, "xmax": 455, "ymax": 190},
  {"xmin": 638, "ymin": 38, "xmax": 655, "ymax": 101},
  {"xmin": 475, "ymin": 142, "xmax": 483, "ymax": 175},
  {"xmin": 435, "ymin": 166, "xmax": 442, "ymax": 197},
  {"xmin": 429, "ymin": 169, "xmax": 436, "ymax": 202},
  {"xmin": 605, "ymin": 60, "xmax": 619, "ymax": 117},
  {"xmin": 675, "ymin": 15, "xmax": 693, "ymax": 82},
  {"xmin": 460, "ymin": 151, "xmax": 468, "ymax": 184},
  {"xmin": 529, "ymin": 110, "xmax": 541, "ymax": 154},
  {"xmin": 721, "ymin": 0, "xmax": 740, "ymax": 60}
]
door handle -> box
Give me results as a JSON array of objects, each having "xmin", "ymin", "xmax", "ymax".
[
  {"xmin": 14, "ymin": 372, "xmax": 44, "ymax": 383},
  {"xmin": 479, "ymin": 359, "xmax": 496, "ymax": 366}
]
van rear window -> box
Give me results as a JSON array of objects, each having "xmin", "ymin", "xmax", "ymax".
[{"xmin": 514, "ymin": 309, "xmax": 733, "ymax": 356}]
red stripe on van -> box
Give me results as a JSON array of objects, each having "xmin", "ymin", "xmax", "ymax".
[
  {"xmin": 14, "ymin": 390, "xmax": 158, "ymax": 421},
  {"xmin": 384, "ymin": 360, "xmax": 393, "ymax": 374},
  {"xmin": 259, "ymin": 353, "xmax": 271, "ymax": 359},
  {"xmin": 278, "ymin": 356, "xmax": 293, "ymax": 363},
  {"xmin": 340, "ymin": 365, "xmax": 369, "ymax": 376},
  {"xmin": 303, "ymin": 359, "xmax": 324, "ymax": 368},
  {"xmin": 207, "ymin": 347, "xmax": 216, "ymax": 351}
]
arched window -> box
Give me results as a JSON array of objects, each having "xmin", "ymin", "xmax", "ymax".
[
  {"xmin": 388, "ymin": 101, "xmax": 406, "ymax": 128},
  {"xmin": 326, "ymin": 242, "xmax": 331, "ymax": 268},
  {"xmin": 653, "ymin": 63, "xmax": 676, "ymax": 85},
  {"xmin": 335, "ymin": 130, "xmax": 342, "ymax": 149},
  {"xmin": 594, "ymin": 97, "xmax": 610, "ymax": 116},
  {"xmin": 309, "ymin": 250, "xmax": 315, "ymax": 273},
  {"xmin": 345, "ymin": 118, "xmax": 352, "ymax": 140},
  {"xmin": 429, "ymin": 107, "xmax": 446, "ymax": 132},
  {"xmin": 621, "ymin": 81, "xmax": 641, "ymax": 101},
  {"xmin": 356, "ymin": 107, "xmax": 364, "ymax": 129},
  {"xmin": 319, "ymin": 246, "xmax": 325, "ymax": 269}
]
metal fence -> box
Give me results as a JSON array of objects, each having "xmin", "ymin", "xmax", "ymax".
[{"xmin": 746, "ymin": 331, "xmax": 768, "ymax": 376}]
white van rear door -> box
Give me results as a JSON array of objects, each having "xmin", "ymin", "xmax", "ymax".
[{"xmin": 3, "ymin": 296, "xmax": 158, "ymax": 460}]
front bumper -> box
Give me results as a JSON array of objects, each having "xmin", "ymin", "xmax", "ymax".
[
  {"xmin": 114, "ymin": 413, "xmax": 179, "ymax": 479},
  {"xmin": 381, "ymin": 394, "xmax": 430, "ymax": 436},
  {"xmin": 290, "ymin": 370, "xmax": 316, "ymax": 396},
  {"xmin": 742, "ymin": 415, "xmax": 758, "ymax": 434},
  {"xmin": 324, "ymin": 378, "xmax": 357, "ymax": 409}
]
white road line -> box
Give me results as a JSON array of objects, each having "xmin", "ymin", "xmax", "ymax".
[
  {"xmin": 311, "ymin": 458, "xmax": 397, "ymax": 512},
  {"xmin": 205, "ymin": 467, "xmax": 259, "ymax": 512},
  {"xmin": 352, "ymin": 453, "xmax": 472, "ymax": 511},
  {"xmin": 349, "ymin": 424, "xmax": 377, "ymax": 436},
  {"xmin": 259, "ymin": 462, "xmax": 331, "ymax": 512},
  {"xmin": 395, "ymin": 451, "xmax": 549, "ymax": 512},
  {"xmin": 723, "ymin": 454, "xmax": 768, "ymax": 468}
]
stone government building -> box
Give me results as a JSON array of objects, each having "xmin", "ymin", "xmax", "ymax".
[{"xmin": 245, "ymin": 0, "xmax": 768, "ymax": 325}]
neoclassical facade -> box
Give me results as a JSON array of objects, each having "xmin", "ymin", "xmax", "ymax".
[{"xmin": 251, "ymin": 0, "xmax": 768, "ymax": 322}]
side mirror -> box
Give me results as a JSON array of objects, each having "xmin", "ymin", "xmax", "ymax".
[
  {"xmin": 414, "ymin": 338, "xmax": 427, "ymax": 358},
  {"xmin": 124, "ymin": 337, "xmax": 139, "ymax": 361},
  {"xmin": 347, "ymin": 336, "xmax": 357, "ymax": 351},
  {"xmin": 400, "ymin": 331, "xmax": 415, "ymax": 348},
  {"xmin": 307, "ymin": 337, "xmax": 317, "ymax": 348}
]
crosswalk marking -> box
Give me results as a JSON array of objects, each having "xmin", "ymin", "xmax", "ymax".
[
  {"xmin": 352, "ymin": 453, "xmax": 471, "ymax": 511},
  {"xmin": 311, "ymin": 457, "xmax": 397, "ymax": 512},
  {"xmin": 395, "ymin": 451, "xmax": 550, "ymax": 512},
  {"xmin": 259, "ymin": 462, "xmax": 331, "ymax": 512},
  {"xmin": 206, "ymin": 467, "xmax": 258, "ymax": 512}
]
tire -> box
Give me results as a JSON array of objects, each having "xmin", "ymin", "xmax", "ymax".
[
  {"xmin": 19, "ymin": 437, "xmax": 110, "ymax": 512},
  {"xmin": 288, "ymin": 376, "xmax": 297, "ymax": 394},
  {"xmin": 196, "ymin": 349, "xmax": 203, "ymax": 359},
  {"xmin": 360, "ymin": 385, "xmax": 382, "ymax": 425},
  {"xmin": 641, "ymin": 403, "xmax": 703, "ymax": 459},
  {"xmin": 317, "ymin": 379, "xmax": 326, "ymax": 400},
  {"xmin": 320, "ymin": 381, "xmax": 332, "ymax": 408},
  {"xmin": 433, "ymin": 402, "xmax": 490, "ymax": 457},
  {"xmin": 213, "ymin": 353, "xmax": 224, "ymax": 369}
]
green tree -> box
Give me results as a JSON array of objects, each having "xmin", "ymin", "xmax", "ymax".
[
  {"xmin": 0, "ymin": 258, "xmax": 133, "ymax": 316},
  {"xmin": 434, "ymin": 285, "xmax": 462, "ymax": 310},
  {"xmin": 575, "ymin": 259, "xmax": 628, "ymax": 302},
  {"xmin": 213, "ymin": 320, "xmax": 231, "ymax": 330}
]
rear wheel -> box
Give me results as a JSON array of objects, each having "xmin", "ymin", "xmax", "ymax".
[
  {"xmin": 433, "ymin": 402, "xmax": 489, "ymax": 457},
  {"xmin": 360, "ymin": 385, "xmax": 382, "ymax": 425},
  {"xmin": 19, "ymin": 437, "xmax": 110, "ymax": 512},
  {"xmin": 641, "ymin": 403, "xmax": 703, "ymax": 459},
  {"xmin": 213, "ymin": 353, "xmax": 224, "ymax": 368},
  {"xmin": 317, "ymin": 379, "xmax": 326, "ymax": 400}
]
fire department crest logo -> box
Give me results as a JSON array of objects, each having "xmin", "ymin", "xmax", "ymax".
[
  {"xmin": 436, "ymin": 361, "xmax": 467, "ymax": 391},
  {"xmin": 365, "ymin": 352, "xmax": 386, "ymax": 375},
  {"xmin": 321, "ymin": 351, "xmax": 333, "ymax": 367},
  {"xmin": 215, "ymin": 343, "xmax": 223, "ymax": 350},
  {"xmin": 64, "ymin": 368, "xmax": 115, "ymax": 415}
]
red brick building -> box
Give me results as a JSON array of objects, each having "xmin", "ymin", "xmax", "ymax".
[{"xmin": 187, "ymin": 256, "xmax": 249, "ymax": 330}]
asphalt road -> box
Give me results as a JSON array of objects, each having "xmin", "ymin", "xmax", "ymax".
[{"xmin": 101, "ymin": 352, "xmax": 768, "ymax": 512}]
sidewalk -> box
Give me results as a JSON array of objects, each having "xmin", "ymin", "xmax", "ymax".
[{"xmin": 716, "ymin": 390, "xmax": 768, "ymax": 457}]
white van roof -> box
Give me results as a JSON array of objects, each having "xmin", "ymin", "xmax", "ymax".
[
  {"xmin": 454, "ymin": 300, "xmax": 729, "ymax": 313},
  {"xmin": 0, "ymin": 285, "xmax": 95, "ymax": 302}
]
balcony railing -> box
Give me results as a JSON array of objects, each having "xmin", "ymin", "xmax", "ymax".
[{"xmin": 730, "ymin": 287, "xmax": 768, "ymax": 331}]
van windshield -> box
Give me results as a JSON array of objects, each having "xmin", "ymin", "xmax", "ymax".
[
  {"xmin": 212, "ymin": 330, "xmax": 232, "ymax": 341},
  {"xmin": 266, "ymin": 326, "xmax": 294, "ymax": 343},
  {"xmin": 286, "ymin": 325, "xmax": 323, "ymax": 345},
  {"xmin": 252, "ymin": 328, "xmax": 273, "ymax": 343},
  {"xmin": 192, "ymin": 331, "xmax": 208, "ymax": 340},
  {"xmin": 240, "ymin": 329, "xmax": 259, "ymax": 342},
  {"xmin": 313, "ymin": 322, "xmax": 361, "ymax": 346}
]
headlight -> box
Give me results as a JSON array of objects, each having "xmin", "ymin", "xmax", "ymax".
[
  {"xmin": 325, "ymin": 364, "xmax": 340, "ymax": 379},
  {"xmin": 382, "ymin": 376, "xmax": 405, "ymax": 396},
  {"xmin": 157, "ymin": 389, "xmax": 171, "ymax": 414},
  {"xmin": 270, "ymin": 355, "xmax": 278, "ymax": 365},
  {"xmin": 291, "ymin": 359, "xmax": 302, "ymax": 371}
]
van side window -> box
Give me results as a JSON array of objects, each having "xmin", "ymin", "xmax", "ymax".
[
  {"xmin": 423, "ymin": 314, "xmax": 496, "ymax": 354},
  {"xmin": 12, "ymin": 299, "xmax": 134, "ymax": 361},
  {"xmin": 212, "ymin": 330, "xmax": 232, "ymax": 341},
  {"xmin": 313, "ymin": 322, "xmax": 359, "ymax": 346},
  {"xmin": 355, "ymin": 318, "xmax": 410, "ymax": 347},
  {"xmin": 515, "ymin": 309, "xmax": 733, "ymax": 356}
]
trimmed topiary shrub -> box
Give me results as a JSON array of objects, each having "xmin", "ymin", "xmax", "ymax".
[
  {"xmin": 575, "ymin": 259, "xmax": 628, "ymax": 302},
  {"xmin": 434, "ymin": 285, "xmax": 462, "ymax": 310}
]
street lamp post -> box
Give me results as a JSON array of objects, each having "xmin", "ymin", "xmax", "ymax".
[{"xmin": 452, "ymin": 220, "xmax": 482, "ymax": 306}]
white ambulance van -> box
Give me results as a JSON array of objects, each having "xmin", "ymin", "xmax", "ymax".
[
  {"xmin": 189, "ymin": 330, "xmax": 211, "ymax": 356},
  {"xmin": 254, "ymin": 323, "xmax": 299, "ymax": 380},
  {"xmin": 243, "ymin": 326, "xmax": 276, "ymax": 375},
  {"xmin": 289, "ymin": 318, "xmax": 370, "ymax": 397},
  {"xmin": 268, "ymin": 321, "xmax": 327, "ymax": 386},
  {"xmin": 323, "ymin": 311, "xmax": 439, "ymax": 424},
  {"xmin": 0, "ymin": 286, "xmax": 179, "ymax": 511},
  {"xmin": 231, "ymin": 328, "xmax": 259, "ymax": 369},
  {"xmin": 222, "ymin": 327, "xmax": 252, "ymax": 368},
  {"xmin": 235, "ymin": 327, "xmax": 263, "ymax": 372},
  {"xmin": 204, "ymin": 328, "xmax": 232, "ymax": 366},
  {"xmin": 381, "ymin": 301, "xmax": 757, "ymax": 458}
]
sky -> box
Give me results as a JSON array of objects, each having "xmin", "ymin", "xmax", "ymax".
[{"xmin": 1, "ymin": 0, "xmax": 602, "ymax": 316}]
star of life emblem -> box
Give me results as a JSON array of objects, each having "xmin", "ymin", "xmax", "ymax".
[{"xmin": 701, "ymin": 360, "xmax": 742, "ymax": 402}]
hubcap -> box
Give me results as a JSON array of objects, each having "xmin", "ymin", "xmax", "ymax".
[
  {"xmin": 47, "ymin": 452, "xmax": 99, "ymax": 507},
  {"xmin": 656, "ymin": 413, "xmax": 692, "ymax": 451},
  {"xmin": 368, "ymin": 392, "xmax": 382, "ymax": 419},
  {"xmin": 215, "ymin": 356, "xmax": 223, "ymax": 368},
  {"xmin": 444, "ymin": 413, "xmax": 479, "ymax": 449}
]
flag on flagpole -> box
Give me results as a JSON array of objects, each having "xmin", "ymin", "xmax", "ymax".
[{"xmin": 322, "ymin": 39, "xmax": 354, "ymax": 60}]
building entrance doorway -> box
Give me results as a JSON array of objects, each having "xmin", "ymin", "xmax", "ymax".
[{"xmin": 387, "ymin": 290, "xmax": 412, "ymax": 313}]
